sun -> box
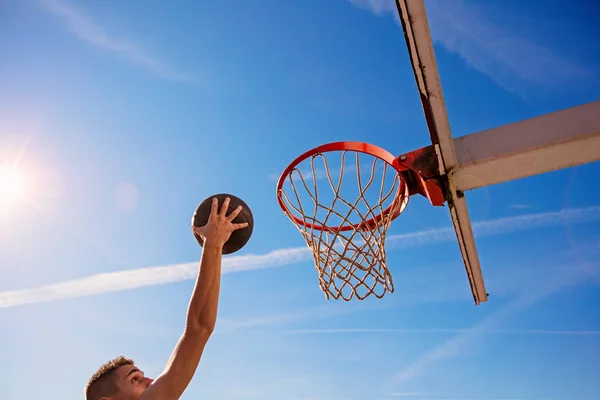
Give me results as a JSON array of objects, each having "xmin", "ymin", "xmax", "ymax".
[{"xmin": 0, "ymin": 164, "xmax": 28, "ymax": 210}]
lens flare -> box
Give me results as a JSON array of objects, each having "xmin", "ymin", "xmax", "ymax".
[{"xmin": 0, "ymin": 164, "xmax": 28, "ymax": 210}]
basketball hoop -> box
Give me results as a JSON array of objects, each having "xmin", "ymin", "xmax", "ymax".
[{"xmin": 276, "ymin": 141, "xmax": 445, "ymax": 301}]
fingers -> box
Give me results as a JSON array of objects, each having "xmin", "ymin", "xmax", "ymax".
[
  {"xmin": 208, "ymin": 197, "xmax": 248, "ymax": 229},
  {"xmin": 210, "ymin": 197, "xmax": 219, "ymax": 217},
  {"xmin": 232, "ymin": 222, "xmax": 249, "ymax": 231},
  {"xmin": 226, "ymin": 205, "xmax": 243, "ymax": 222},
  {"xmin": 219, "ymin": 197, "xmax": 231, "ymax": 217}
]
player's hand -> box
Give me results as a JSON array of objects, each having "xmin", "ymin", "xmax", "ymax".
[{"xmin": 192, "ymin": 197, "xmax": 248, "ymax": 249}]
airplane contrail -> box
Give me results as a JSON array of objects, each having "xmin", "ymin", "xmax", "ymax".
[
  {"xmin": 1, "ymin": 206, "xmax": 598, "ymax": 309},
  {"xmin": 283, "ymin": 328, "xmax": 600, "ymax": 336}
]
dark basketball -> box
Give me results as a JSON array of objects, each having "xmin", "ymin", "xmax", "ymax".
[{"xmin": 191, "ymin": 193, "xmax": 254, "ymax": 254}]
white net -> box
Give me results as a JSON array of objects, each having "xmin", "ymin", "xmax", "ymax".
[{"xmin": 278, "ymin": 149, "xmax": 409, "ymax": 300}]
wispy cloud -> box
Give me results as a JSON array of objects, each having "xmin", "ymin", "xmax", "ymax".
[
  {"xmin": 347, "ymin": 0, "xmax": 397, "ymax": 15},
  {"xmin": 507, "ymin": 204, "xmax": 532, "ymax": 210},
  {"xmin": 37, "ymin": 0, "xmax": 198, "ymax": 83},
  {"xmin": 390, "ymin": 256, "xmax": 596, "ymax": 385},
  {"xmin": 1, "ymin": 206, "xmax": 599, "ymax": 309},
  {"xmin": 269, "ymin": 165, "xmax": 355, "ymax": 183},
  {"xmin": 284, "ymin": 328, "xmax": 600, "ymax": 336},
  {"xmin": 424, "ymin": 0, "xmax": 593, "ymax": 94},
  {"xmin": 346, "ymin": 0, "xmax": 595, "ymax": 94}
]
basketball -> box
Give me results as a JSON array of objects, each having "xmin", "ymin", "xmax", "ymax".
[{"xmin": 191, "ymin": 193, "xmax": 254, "ymax": 254}]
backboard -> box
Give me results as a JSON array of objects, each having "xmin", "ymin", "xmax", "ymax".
[{"xmin": 394, "ymin": 0, "xmax": 600, "ymax": 305}]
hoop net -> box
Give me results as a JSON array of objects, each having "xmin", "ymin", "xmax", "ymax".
[{"xmin": 277, "ymin": 145, "xmax": 409, "ymax": 301}]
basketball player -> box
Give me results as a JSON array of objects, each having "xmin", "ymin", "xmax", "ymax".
[{"xmin": 83, "ymin": 197, "xmax": 248, "ymax": 400}]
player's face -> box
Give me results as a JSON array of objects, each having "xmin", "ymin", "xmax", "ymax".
[{"xmin": 111, "ymin": 364, "xmax": 154, "ymax": 400}]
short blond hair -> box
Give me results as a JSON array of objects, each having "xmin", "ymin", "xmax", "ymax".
[{"xmin": 84, "ymin": 356, "xmax": 134, "ymax": 400}]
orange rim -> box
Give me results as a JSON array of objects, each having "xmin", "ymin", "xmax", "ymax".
[{"xmin": 276, "ymin": 141, "xmax": 409, "ymax": 232}]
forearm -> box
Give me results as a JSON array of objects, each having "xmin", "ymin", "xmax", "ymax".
[
  {"xmin": 141, "ymin": 200, "xmax": 245, "ymax": 400},
  {"xmin": 186, "ymin": 240, "xmax": 223, "ymax": 332}
]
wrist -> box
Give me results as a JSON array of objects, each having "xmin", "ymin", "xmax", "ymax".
[{"xmin": 203, "ymin": 239, "xmax": 224, "ymax": 251}]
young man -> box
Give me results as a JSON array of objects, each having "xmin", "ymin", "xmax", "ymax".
[{"xmin": 84, "ymin": 197, "xmax": 248, "ymax": 400}]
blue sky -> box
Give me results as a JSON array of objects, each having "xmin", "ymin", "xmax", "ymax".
[{"xmin": 1, "ymin": 0, "xmax": 599, "ymax": 398}]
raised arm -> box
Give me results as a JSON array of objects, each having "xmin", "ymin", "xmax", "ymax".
[{"xmin": 141, "ymin": 197, "xmax": 248, "ymax": 400}]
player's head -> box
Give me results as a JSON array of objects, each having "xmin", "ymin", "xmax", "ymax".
[{"xmin": 84, "ymin": 356, "xmax": 154, "ymax": 400}]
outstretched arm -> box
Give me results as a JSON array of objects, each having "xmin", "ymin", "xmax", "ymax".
[{"xmin": 141, "ymin": 197, "xmax": 248, "ymax": 400}]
